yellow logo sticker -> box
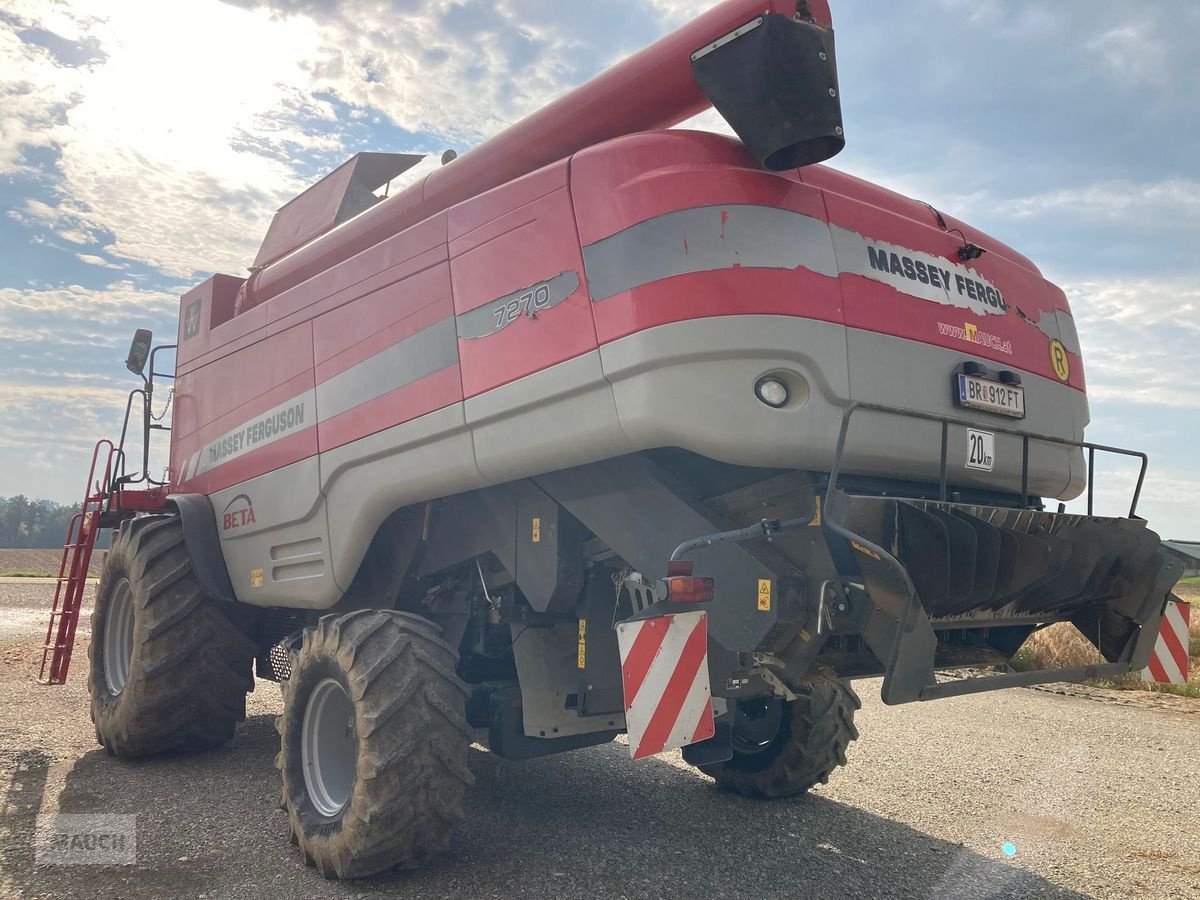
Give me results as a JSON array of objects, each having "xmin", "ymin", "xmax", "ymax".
[
  {"xmin": 250, "ymin": 568, "xmax": 264, "ymax": 589},
  {"xmin": 577, "ymin": 619, "xmax": 587, "ymax": 669},
  {"xmin": 810, "ymin": 495, "xmax": 822, "ymax": 527},
  {"xmin": 532, "ymin": 517, "xmax": 541, "ymax": 543},
  {"xmin": 757, "ymin": 579, "xmax": 772, "ymax": 612},
  {"xmin": 1050, "ymin": 339, "xmax": 1070, "ymax": 382},
  {"xmin": 965, "ymin": 322, "xmax": 978, "ymax": 341}
]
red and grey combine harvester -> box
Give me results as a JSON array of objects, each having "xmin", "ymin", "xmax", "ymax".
[{"xmin": 40, "ymin": 0, "xmax": 1185, "ymax": 878}]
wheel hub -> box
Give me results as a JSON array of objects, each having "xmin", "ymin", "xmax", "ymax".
[
  {"xmin": 102, "ymin": 578, "xmax": 135, "ymax": 696},
  {"xmin": 301, "ymin": 678, "xmax": 357, "ymax": 818},
  {"xmin": 730, "ymin": 697, "xmax": 784, "ymax": 754}
]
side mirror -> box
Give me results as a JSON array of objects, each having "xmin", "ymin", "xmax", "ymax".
[{"xmin": 126, "ymin": 329, "xmax": 153, "ymax": 377}]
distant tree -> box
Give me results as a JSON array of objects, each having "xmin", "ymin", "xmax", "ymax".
[{"xmin": 0, "ymin": 496, "xmax": 85, "ymax": 548}]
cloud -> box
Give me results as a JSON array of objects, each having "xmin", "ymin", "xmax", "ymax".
[
  {"xmin": 0, "ymin": 19, "xmax": 82, "ymax": 172},
  {"xmin": 1064, "ymin": 278, "xmax": 1200, "ymax": 410},
  {"xmin": 74, "ymin": 252, "xmax": 123, "ymax": 269},
  {"xmin": 990, "ymin": 180, "xmax": 1200, "ymax": 222},
  {"xmin": 0, "ymin": 381, "xmax": 134, "ymax": 452},
  {"xmin": 0, "ymin": 1, "xmax": 333, "ymax": 278},
  {"xmin": 0, "ymin": 0, "xmax": 684, "ymax": 284},
  {"xmin": 0, "ymin": 281, "xmax": 178, "ymax": 345},
  {"xmin": 228, "ymin": 0, "xmax": 677, "ymax": 144},
  {"xmin": 1072, "ymin": 463, "xmax": 1200, "ymax": 539},
  {"xmin": 1086, "ymin": 25, "xmax": 1167, "ymax": 86}
]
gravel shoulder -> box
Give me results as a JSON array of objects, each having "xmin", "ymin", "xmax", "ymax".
[{"xmin": 2, "ymin": 583, "xmax": 1198, "ymax": 900}]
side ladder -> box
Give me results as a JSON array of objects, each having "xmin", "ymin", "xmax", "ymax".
[{"xmin": 38, "ymin": 440, "xmax": 117, "ymax": 685}]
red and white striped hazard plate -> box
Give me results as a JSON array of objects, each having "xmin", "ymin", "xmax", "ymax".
[
  {"xmin": 616, "ymin": 611, "xmax": 715, "ymax": 760},
  {"xmin": 1142, "ymin": 598, "xmax": 1191, "ymax": 685}
]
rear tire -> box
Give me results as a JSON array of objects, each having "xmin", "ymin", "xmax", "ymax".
[
  {"xmin": 89, "ymin": 515, "xmax": 256, "ymax": 758},
  {"xmin": 277, "ymin": 610, "xmax": 474, "ymax": 879},
  {"xmin": 699, "ymin": 680, "xmax": 860, "ymax": 799}
]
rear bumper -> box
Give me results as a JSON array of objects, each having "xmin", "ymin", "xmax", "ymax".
[
  {"xmin": 601, "ymin": 315, "xmax": 1088, "ymax": 501},
  {"xmin": 648, "ymin": 406, "xmax": 1183, "ymax": 707}
]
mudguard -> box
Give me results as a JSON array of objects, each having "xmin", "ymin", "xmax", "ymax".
[{"xmin": 166, "ymin": 494, "xmax": 237, "ymax": 603}]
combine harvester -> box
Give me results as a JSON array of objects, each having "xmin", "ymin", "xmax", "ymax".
[{"xmin": 40, "ymin": 0, "xmax": 1185, "ymax": 878}]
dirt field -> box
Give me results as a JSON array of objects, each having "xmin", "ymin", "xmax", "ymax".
[
  {"xmin": 2, "ymin": 582, "xmax": 1199, "ymax": 900},
  {"xmin": 0, "ymin": 550, "xmax": 104, "ymax": 578}
]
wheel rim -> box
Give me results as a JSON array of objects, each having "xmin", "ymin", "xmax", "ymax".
[
  {"xmin": 102, "ymin": 578, "xmax": 135, "ymax": 695},
  {"xmin": 301, "ymin": 678, "xmax": 357, "ymax": 818},
  {"xmin": 731, "ymin": 697, "xmax": 784, "ymax": 755}
]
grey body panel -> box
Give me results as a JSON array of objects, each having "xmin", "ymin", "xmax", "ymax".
[
  {"xmin": 321, "ymin": 404, "xmax": 485, "ymax": 600},
  {"xmin": 213, "ymin": 315, "xmax": 1090, "ymax": 610},
  {"xmin": 456, "ymin": 271, "xmax": 580, "ymax": 340},
  {"xmin": 843, "ymin": 328, "xmax": 1086, "ymax": 499},
  {"xmin": 315, "ymin": 315, "xmax": 458, "ymax": 422},
  {"xmin": 584, "ymin": 204, "xmax": 838, "ymax": 301},
  {"xmin": 464, "ymin": 350, "xmax": 631, "ymax": 486},
  {"xmin": 212, "ymin": 455, "xmax": 332, "ymax": 608}
]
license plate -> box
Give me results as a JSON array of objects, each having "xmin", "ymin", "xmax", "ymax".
[{"xmin": 957, "ymin": 373, "xmax": 1025, "ymax": 419}]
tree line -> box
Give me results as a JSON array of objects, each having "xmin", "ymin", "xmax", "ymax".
[{"xmin": 0, "ymin": 496, "xmax": 82, "ymax": 548}]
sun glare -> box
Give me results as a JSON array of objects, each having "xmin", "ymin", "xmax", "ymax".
[{"xmin": 63, "ymin": 0, "xmax": 326, "ymax": 186}]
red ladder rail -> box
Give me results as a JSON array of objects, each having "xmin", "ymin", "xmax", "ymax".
[{"xmin": 38, "ymin": 440, "xmax": 116, "ymax": 685}]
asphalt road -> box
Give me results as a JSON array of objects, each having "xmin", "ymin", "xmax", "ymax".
[{"xmin": 1, "ymin": 583, "xmax": 1198, "ymax": 900}]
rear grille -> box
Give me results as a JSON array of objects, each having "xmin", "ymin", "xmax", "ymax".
[
  {"xmin": 258, "ymin": 641, "xmax": 293, "ymax": 682},
  {"xmin": 759, "ymin": 622, "xmax": 797, "ymax": 653},
  {"xmin": 253, "ymin": 608, "xmax": 308, "ymax": 681}
]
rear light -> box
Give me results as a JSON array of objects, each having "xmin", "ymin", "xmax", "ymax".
[{"xmin": 665, "ymin": 575, "xmax": 715, "ymax": 603}]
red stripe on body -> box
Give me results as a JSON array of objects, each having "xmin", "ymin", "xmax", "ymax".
[
  {"xmin": 175, "ymin": 370, "xmax": 314, "ymax": 451},
  {"xmin": 570, "ymin": 134, "xmax": 828, "ymax": 247},
  {"xmin": 592, "ymin": 267, "xmax": 842, "ymax": 346},
  {"xmin": 317, "ymin": 365, "xmax": 463, "ymax": 452},
  {"xmin": 839, "ymin": 272, "xmax": 1084, "ymax": 391},
  {"xmin": 635, "ymin": 616, "xmax": 709, "ymax": 758},
  {"xmin": 180, "ymin": 429, "xmax": 316, "ymax": 495},
  {"xmin": 314, "ymin": 276, "xmax": 455, "ymax": 380},
  {"xmin": 621, "ymin": 619, "xmax": 671, "ymax": 708}
]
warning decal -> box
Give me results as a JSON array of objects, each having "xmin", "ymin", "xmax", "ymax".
[{"xmin": 616, "ymin": 611, "xmax": 715, "ymax": 760}]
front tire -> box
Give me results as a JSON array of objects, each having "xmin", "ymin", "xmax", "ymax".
[
  {"xmin": 89, "ymin": 515, "xmax": 256, "ymax": 758},
  {"xmin": 277, "ymin": 611, "xmax": 474, "ymax": 879},
  {"xmin": 700, "ymin": 680, "xmax": 860, "ymax": 799}
]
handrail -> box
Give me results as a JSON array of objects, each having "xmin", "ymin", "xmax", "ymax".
[
  {"xmin": 824, "ymin": 401, "xmax": 1148, "ymax": 519},
  {"xmin": 114, "ymin": 343, "xmax": 178, "ymax": 490}
]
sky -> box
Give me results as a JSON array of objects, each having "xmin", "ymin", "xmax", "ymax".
[{"xmin": 0, "ymin": 0, "xmax": 1196, "ymax": 539}]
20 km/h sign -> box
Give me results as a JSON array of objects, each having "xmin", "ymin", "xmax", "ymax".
[{"xmin": 966, "ymin": 429, "xmax": 995, "ymax": 472}]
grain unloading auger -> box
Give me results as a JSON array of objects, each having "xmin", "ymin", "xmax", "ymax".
[{"xmin": 42, "ymin": 0, "xmax": 1184, "ymax": 879}]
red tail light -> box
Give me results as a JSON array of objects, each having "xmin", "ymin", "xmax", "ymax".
[{"xmin": 666, "ymin": 575, "xmax": 714, "ymax": 603}]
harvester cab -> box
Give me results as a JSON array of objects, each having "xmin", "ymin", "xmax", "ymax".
[{"xmin": 40, "ymin": 0, "xmax": 1186, "ymax": 880}]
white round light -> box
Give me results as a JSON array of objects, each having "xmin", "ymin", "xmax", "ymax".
[{"xmin": 755, "ymin": 377, "xmax": 789, "ymax": 408}]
